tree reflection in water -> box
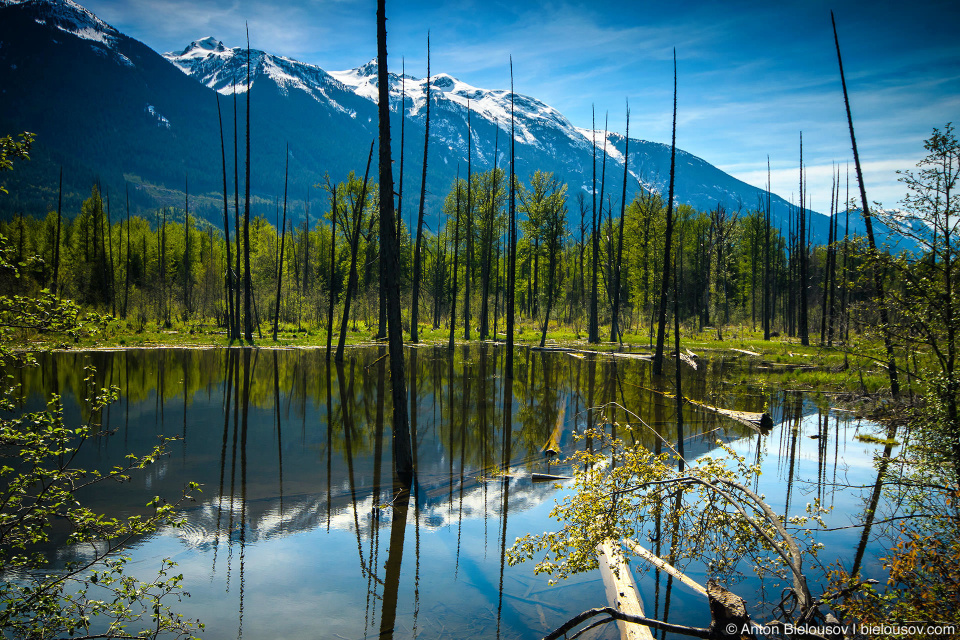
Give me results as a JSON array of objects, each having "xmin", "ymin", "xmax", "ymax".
[{"xmin": 12, "ymin": 345, "xmax": 890, "ymax": 640}]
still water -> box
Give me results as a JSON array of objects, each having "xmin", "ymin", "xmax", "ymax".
[{"xmin": 13, "ymin": 345, "xmax": 895, "ymax": 639}]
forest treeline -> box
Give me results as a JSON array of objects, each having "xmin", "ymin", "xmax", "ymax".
[{"xmin": 0, "ymin": 167, "xmax": 877, "ymax": 349}]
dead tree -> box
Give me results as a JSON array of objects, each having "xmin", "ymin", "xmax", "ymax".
[{"xmin": 653, "ymin": 50, "xmax": 678, "ymax": 376}]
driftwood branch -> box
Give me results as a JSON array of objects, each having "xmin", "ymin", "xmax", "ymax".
[
  {"xmin": 541, "ymin": 607, "xmax": 712, "ymax": 640},
  {"xmin": 623, "ymin": 537, "xmax": 707, "ymax": 597}
]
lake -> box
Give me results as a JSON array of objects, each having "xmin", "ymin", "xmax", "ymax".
[{"xmin": 10, "ymin": 345, "xmax": 896, "ymax": 639}]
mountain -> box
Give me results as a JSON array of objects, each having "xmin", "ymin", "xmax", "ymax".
[
  {"xmin": 1, "ymin": 0, "xmax": 907, "ymax": 248},
  {"xmin": 164, "ymin": 39, "xmax": 838, "ymax": 240}
]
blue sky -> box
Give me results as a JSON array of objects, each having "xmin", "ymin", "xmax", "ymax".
[{"xmin": 84, "ymin": 0, "xmax": 960, "ymax": 214}]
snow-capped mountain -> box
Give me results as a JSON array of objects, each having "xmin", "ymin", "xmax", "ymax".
[
  {"xmin": 2, "ymin": 0, "xmax": 912, "ymax": 249},
  {"xmin": 163, "ymin": 42, "xmax": 814, "ymax": 236},
  {"xmin": 1, "ymin": 0, "xmax": 116, "ymax": 45}
]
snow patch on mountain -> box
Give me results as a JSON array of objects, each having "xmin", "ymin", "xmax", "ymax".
[
  {"xmin": 576, "ymin": 127, "xmax": 626, "ymax": 165},
  {"xmin": 165, "ymin": 38, "xmax": 356, "ymax": 117},
  {"xmin": 1, "ymin": 0, "xmax": 118, "ymax": 45},
  {"xmin": 145, "ymin": 104, "xmax": 170, "ymax": 129},
  {"xmin": 332, "ymin": 60, "xmax": 583, "ymax": 150}
]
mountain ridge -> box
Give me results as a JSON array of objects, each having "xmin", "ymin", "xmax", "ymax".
[{"xmin": 0, "ymin": 0, "xmax": 909, "ymax": 249}]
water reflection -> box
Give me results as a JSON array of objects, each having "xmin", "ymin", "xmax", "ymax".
[{"xmin": 11, "ymin": 346, "xmax": 892, "ymax": 639}]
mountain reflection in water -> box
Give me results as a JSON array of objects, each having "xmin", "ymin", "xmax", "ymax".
[{"xmin": 12, "ymin": 345, "xmax": 891, "ymax": 639}]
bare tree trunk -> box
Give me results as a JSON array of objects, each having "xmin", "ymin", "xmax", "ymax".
[
  {"xmin": 326, "ymin": 184, "xmax": 337, "ymax": 356},
  {"xmin": 611, "ymin": 102, "xmax": 629, "ymax": 344},
  {"xmin": 105, "ymin": 191, "xmax": 115, "ymax": 316},
  {"xmin": 217, "ymin": 94, "xmax": 235, "ymax": 335},
  {"xmin": 243, "ymin": 24, "xmax": 253, "ymax": 341},
  {"xmin": 233, "ymin": 88, "xmax": 241, "ymax": 340},
  {"xmin": 763, "ymin": 157, "xmax": 771, "ymax": 340},
  {"xmin": 798, "ymin": 133, "xmax": 809, "ymax": 346},
  {"xmin": 273, "ymin": 144, "xmax": 289, "ymax": 341},
  {"xmin": 589, "ymin": 107, "xmax": 599, "ymax": 343},
  {"xmin": 464, "ymin": 103, "xmax": 473, "ymax": 340},
  {"xmin": 480, "ymin": 128, "xmax": 499, "ymax": 339},
  {"xmin": 53, "ymin": 166, "xmax": 62, "ymax": 298},
  {"xmin": 336, "ymin": 141, "xmax": 375, "ymax": 362},
  {"xmin": 832, "ymin": 11, "xmax": 899, "ymax": 397},
  {"xmin": 506, "ymin": 57, "xmax": 517, "ymax": 376},
  {"xmin": 123, "ymin": 183, "xmax": 130, "ymax": 317},
  {"xmin": 377, "ymin": 0, "xmax": 413, "ymax": 482},
  {"xmin": 183, "ymin": 177, "xmax": 190, "ymax": 318},
  {"xmin": 653, "ymin": 50, "xmax": 678, "ymax": 376},
  {"xmin": 449, "ymin": 169, "xmax": 461, "ymax": 350},
  {"xmin": 410, "ymin": 34, "xmax": 430, "ymax": 343}
]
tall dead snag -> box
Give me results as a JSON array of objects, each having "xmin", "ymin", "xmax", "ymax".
[
  {"xmin": 53, "ymin": 166, "xmax": 62, "ymax": 298},
  {"xmin": 183, "ymin": 176, "xmax": 190, "ymax": 317},
  {"xmin": 506, "ymin": 56, "xmax": 517, "ymax": 376},
  {"xmin": 832, "ymin": 11, "xmax": 899, "ymax": 397},
  {"xmin": 763, "ymin": 157, "xmax": 771, "ymax": 340},
  {"xmin": 302, "ymin": 189, "xmax": 310, "ymax": 330},
  {"xmin": 336, "ymin": 141, "xmax": 375, "ymax": 362},
  {"xmin": 104, "ymin": 191, "xmax": 115, "ymax": 317},
  {"xmin": 326, "ymin": 183, "xmax": 337, "ymax": 356},
  {"xmin": 464, "ymin": 102, "xmax": 473, "ymax": 340},
  {"xmin": 377, "ymin": 0, "xmax": 413, "ymax": 482},
  {"xmin": 449, "ymin": 167, "xmax": 461, "ymax": 350},
  {"xmin": 821, "ymin": 166, "xmax": 837, "ymax": 345},
  {"xmin": 589, "ymin": 106, "xmax": 600, "ymax": 343},
  {"xmin": 217, "ymin": 93, "xmax": 235, "ymax": 335},
  {"xmin": 611, "ymin": 101, "xmax": 630, "ymax": 344},
  {"xmin": 397, "ymin": 58, "xmax": 405, "ymax": 246},
  {"xmin": 273, "ymin": 143, "xmax": 289, "ymax": 341},
  {"xmin": 233, "ymin": 86, "xmax": 241, "ymax": 340},
  {"xmin": 411, "ymin": 33, "xmax": 430, "ymax": 343},
  {"xmin": 653, "ymin": 50, "xmax": 678, "ymax": 376},
  {"xmin": 479, "ymin": 127, "xmax": 499, "ymax": 340},
  {"xmin": 532, "ymin": 172, "xmax": 566, "ymax": 349},
  {"xmin": 598, "ymin": 114, "xmax": 609, "ymax": 315},
  {"xmin": 798, "ymin": 133, "xmax": 809, "ymax": 346},
  {"xmin": 243, "ymin": 23, "xmax": 253, "ymax": 341},
  {"xmin": 123, "ymin": 183, "xmax": 130, "ymax": 317}
]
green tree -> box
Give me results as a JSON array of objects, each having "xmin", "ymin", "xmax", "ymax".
[
  {"xmin": 882, "ymin": 123, "xmax": 960, "ymax": 483},
  {"xmin": 0, "ymin": 132, "xmax": 33, "ymax": 195},
  {"xmin": 0, "ymin": 235, "xmax": 202, "ymax": 638},
  {"xmin": 518, "ymin": 171, "xmax": 567, "ymax": 347}
]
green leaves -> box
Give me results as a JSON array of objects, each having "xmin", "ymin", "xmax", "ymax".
[
  {"xmin": 510, "ymin": 421, "xmax": 822, "ymax": 601},
  {"xmin": 0, "ymin": 334, "xmax": 201, "ymax": 638}
]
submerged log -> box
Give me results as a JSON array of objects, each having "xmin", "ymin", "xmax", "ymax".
[
  {"xmin": 641, "ymin": 387, "xmax": 773, "ymax": 434},
  {"xmin": 623, "ymin": 538, "xmax": 707, "ymax": 597},
  {"xmin": 596, "ymin": 540, "xmax": 655, "ymax": 640},
  {"xmin": 685, "ymin": 398, "xmax": 773, "ymax": 434},
  {"xmin": 707, "ymin": 579, "xmax": 756, "ymax": 640},
  {"xmin": 531, "ymin": 473, "xmax": 571, "ymax": 482},
  {"xmin": 540, "ymin": 406, "xmax": 565, "ymax": 456}
]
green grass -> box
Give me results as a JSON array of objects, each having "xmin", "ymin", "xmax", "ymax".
[{"xmin": 10, "ymin": 315, "xmax": 926, "ymax": 398}]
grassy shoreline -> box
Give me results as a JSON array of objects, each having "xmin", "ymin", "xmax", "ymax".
[{"xmin": 10, "ymin": 316, "xmax": 905, "ymax": 399}]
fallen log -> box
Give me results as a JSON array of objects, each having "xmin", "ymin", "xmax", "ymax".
[
  {"xmin": 623, "ymin": 538, "xmax": 707, "ymax": 597},
  {"xmin": 607, "ymin": 352, "xmax": 654, "ymax": 361},
  {"xmin": 731, "ymin": 348, "xmax": 761, "ymax": 356},
  {"xmin": 596, "ymin": 540, "xmax": 654, "ymax": 640},
  {"xmin": 685, "ymin": 398, "xmax": 773, "ymax": 433},
  {"xmin": 639, "ymin": 387, "xmax": 772, "ymax": 434},
  {"xmin": 531, "ymin": 473, "xmax": 572, "ymax": 482},
  {"xmin": 540, "ymin": 407, "xmax": 566, "ymax": 457}
]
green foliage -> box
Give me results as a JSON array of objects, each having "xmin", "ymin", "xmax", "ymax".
[
  {"xmin": 0, "ymin": 231, "xmax": 202, "ymax": 638},
  {"xmin": 0, "ymin": 132, "xmax": 34, "ymax": 194},
  {"xmin": 508, "ymin": 423, "xmax": 826, "ymax": 607}
]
